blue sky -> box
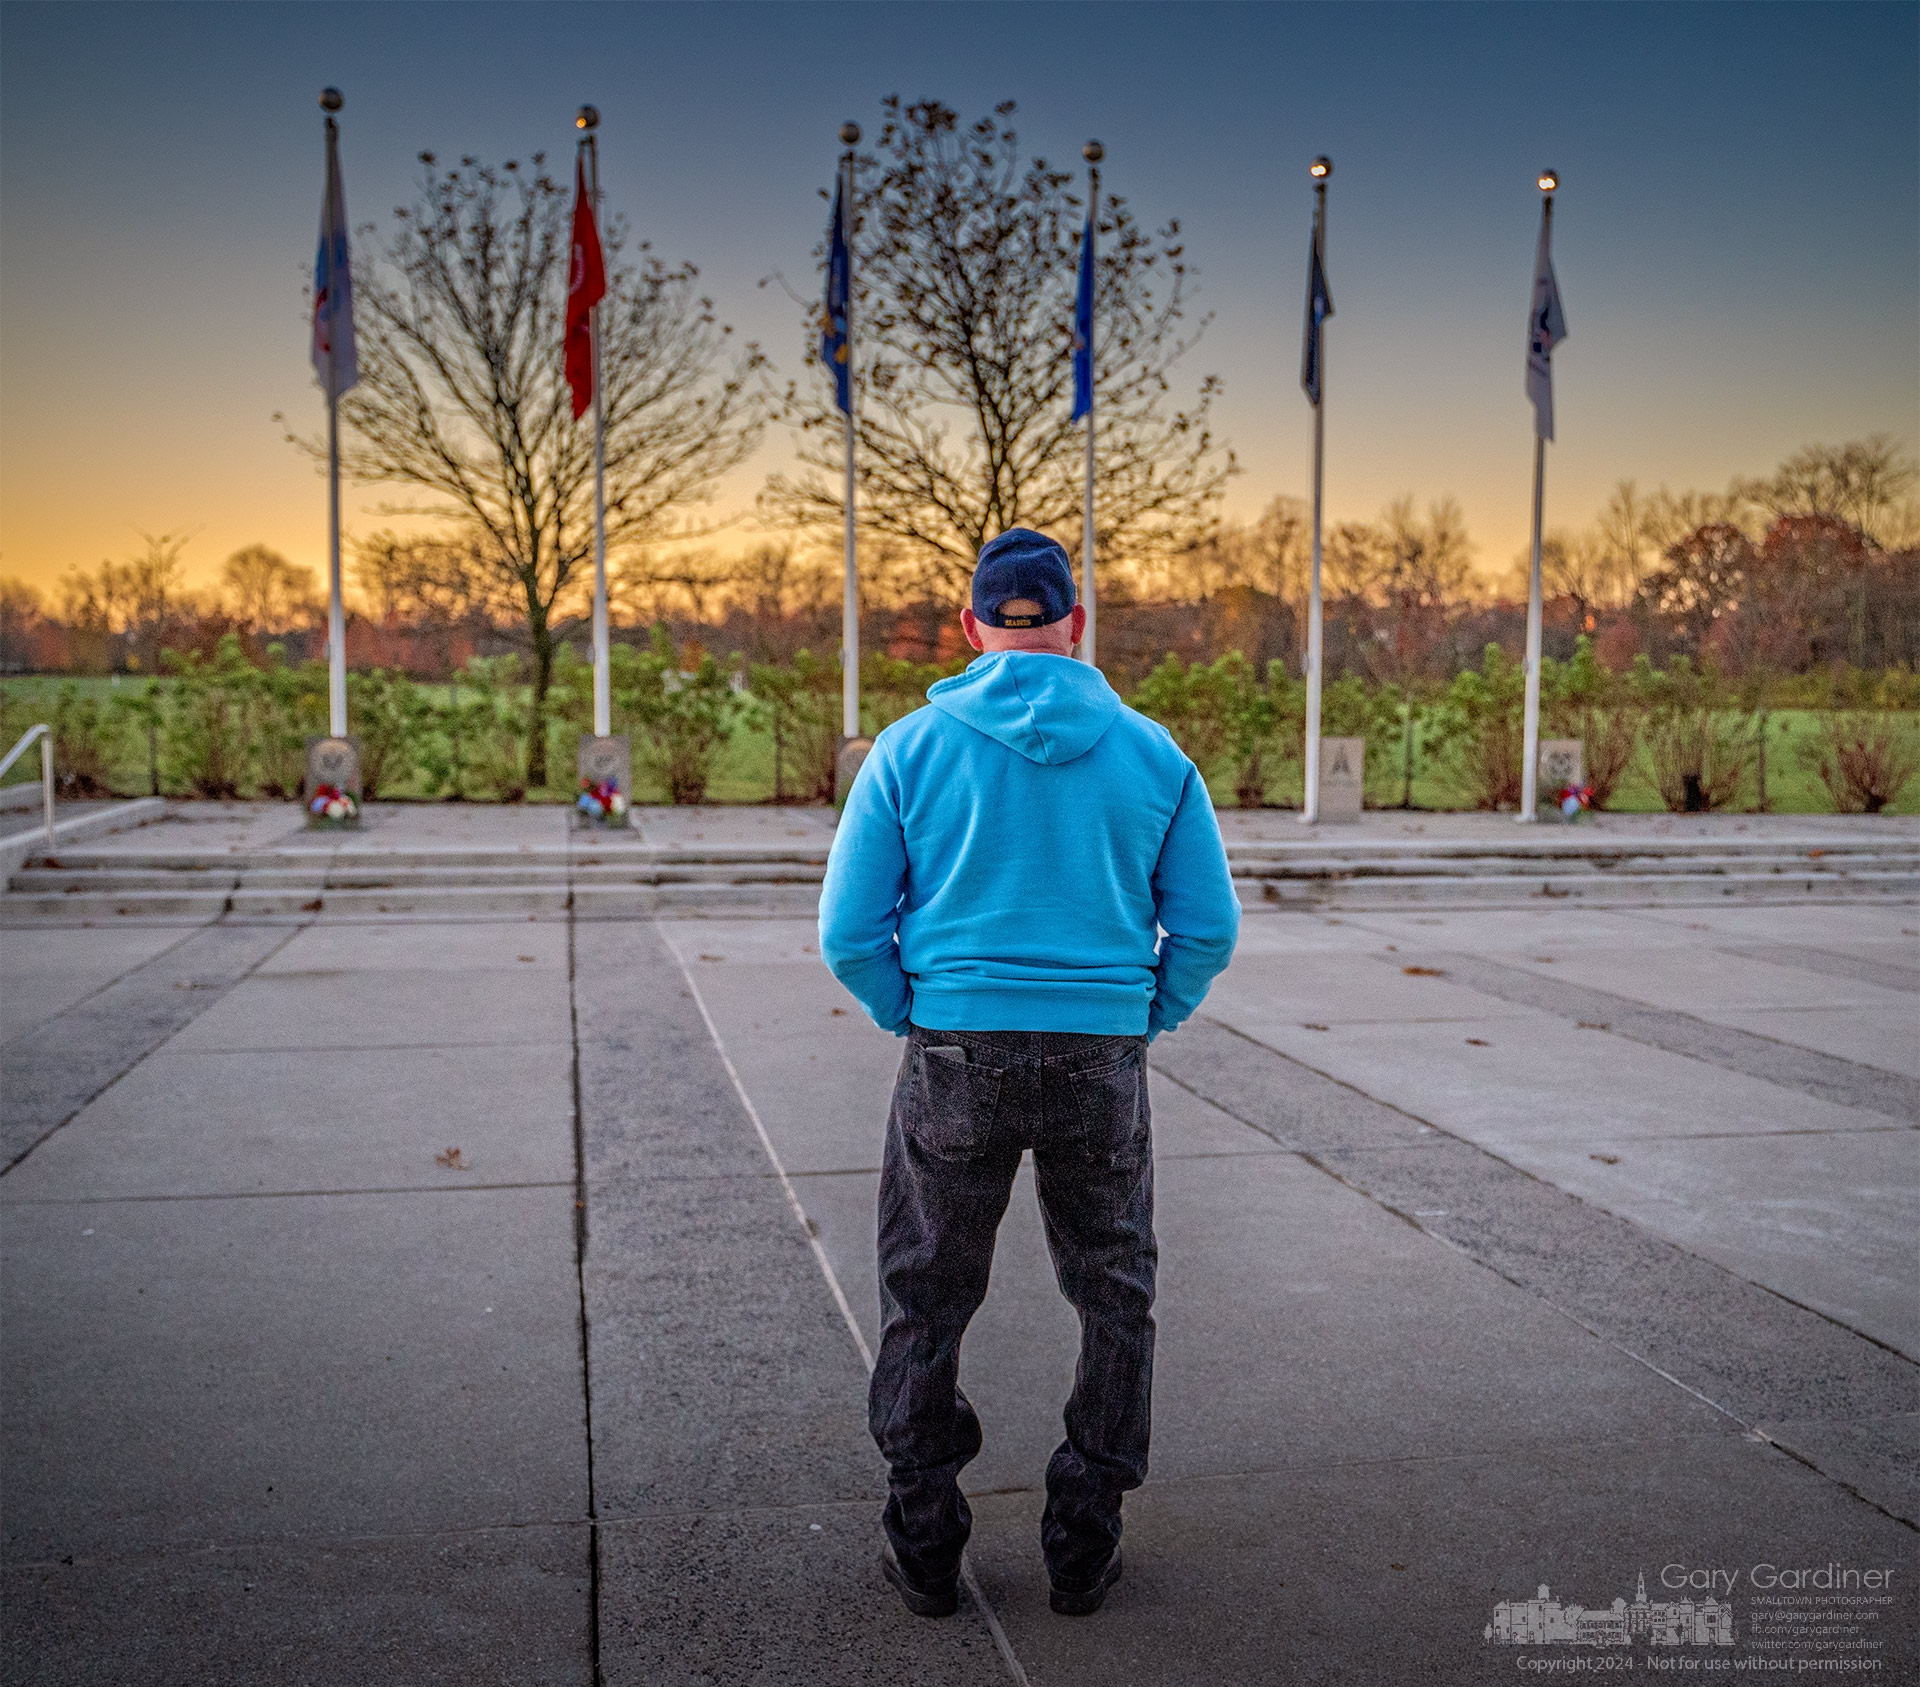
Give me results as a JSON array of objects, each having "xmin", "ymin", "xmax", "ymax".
[{"xmin": 2, "ymin": 0, "xmax": 1914, "ymax": 592}]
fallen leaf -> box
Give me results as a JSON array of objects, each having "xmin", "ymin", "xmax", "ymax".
[
  {"xmin": 1806, "ymin": 847, "xmax": 1827, "ymax": 859},
  {"xmin": 1390, "ymin": 1563, "xmax": 1406, "ymax": 1572},
  {"xmin": 699, "ymin": 954, "xmax": 722, "ymax": 962},
  {"xmin": 830, "ymin": 1008, "xmax": 846, "ymax": 1016},
  {"xmin": 1403, "ymin": 965, "xmax": 1445, "ymax": 976},
  {"xmin": 434, "ymin": 1147, "xmax": 466, "ymax": 1170},
  {"xmin": 1590, "ymin": 1153, "xmax": 1620, "ymax": 1165},
  {"xmin": 1577, "ymin": 1021, "xmax": 1610, "ymax": 1031},
  {"xmin": 1302, "ymin": 1023, "xmax": 1329, "ymax": 1032},
  {"xmin": 1466, "ymin": 1037, "xmax": 1489, "ymax": 1046},
  {"xmin": 1531, "ymin": 956, "xmax": 1554, "ymax": 963},
  {"xmin": 1384, "ymin": 944, "xmax": 1398, "ymax": 952},
  {"xmin": 516, "ymin": 955, "xmax": 535, "ymax": 962},
  {"xmin": 301, "ymin": 898, "xmax": 323, "ymax": 912}
]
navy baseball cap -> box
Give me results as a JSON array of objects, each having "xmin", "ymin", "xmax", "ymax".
[{"xmin": 971, "ymin": 528, "xmax": 1077, "ymax": 628}]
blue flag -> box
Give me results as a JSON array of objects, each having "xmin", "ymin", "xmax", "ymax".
[
  {"xmin": 1071, "ymin": 211, "xmax": 1094, "ymax": 421},
  {"xmin": 820, "ymin": 178, "xmax": 851, "ymax": 414},
  {"xmin": 1300, "ymin": 223, "xmax": 1332, "ymax": 407},
  {"xmin": 311, "ymin": 122, "xmax": 357, "ymax": 399}
]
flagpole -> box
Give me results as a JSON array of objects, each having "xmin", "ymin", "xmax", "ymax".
[
  {"xmin": 322, "ymin": 90, "xmax": 347, "ymax": 740},
  {"xmin": 1081, "ymin": 141, "xmax": 1103, "ymax": 666},
  {"xmin": 839, "ymin": 123, "xmax": 860, "ymax": 742},
  {"xmin": 578, "ymin": 108, "xmax": 610, "ymax": 739},
  {"xmin": 1302, "ymin": 155, "xmax": 1330, "ymax": 825},
  {"xmin": 1519, "ymin": 175, "xmax": 1556, "ymax": 824}
]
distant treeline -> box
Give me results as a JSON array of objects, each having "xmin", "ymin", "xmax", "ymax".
[{"xmin": 4, "ymin": 441, "xmax": 1917, "ymax": 708}]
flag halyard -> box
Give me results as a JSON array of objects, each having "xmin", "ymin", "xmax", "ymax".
[
  {"xmin": 311, "ymin": 125, "xmax": 357, "ymax": 398},
  {"xmin": 566, "ymin": 152, "xmax": 608, "ymax": 422}
]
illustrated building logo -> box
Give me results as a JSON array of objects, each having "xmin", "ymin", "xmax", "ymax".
[{"xmin": 1486, "ymin": 1571, "xmax": 1735, "ymax": 1647}]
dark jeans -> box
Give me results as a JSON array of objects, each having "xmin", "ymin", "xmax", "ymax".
[{"xmin": 869, "ymin": 1024, "xmax": 1157, "ymax": 1592}]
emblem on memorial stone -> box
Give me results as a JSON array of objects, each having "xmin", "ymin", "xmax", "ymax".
[{"xmin": 1317, "ymin": 736, "xmax": 1364, "ymax": 823}]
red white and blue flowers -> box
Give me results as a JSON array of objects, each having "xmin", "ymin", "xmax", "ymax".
[
  {"xmin": 308, "ymin": 783, "xmax": 359, "ymax": 823},
  {"xmin": 577, "ymin": 778, "xmax": 628, "ymax": 824}
]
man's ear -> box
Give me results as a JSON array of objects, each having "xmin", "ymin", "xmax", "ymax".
[
  {"xmin": 1069, "ymin": 604, "xmax": 1088, "ymax": 646},
  {"xmin": 960, "ymin": 607, "xmax": 986, "ymax": 652}
]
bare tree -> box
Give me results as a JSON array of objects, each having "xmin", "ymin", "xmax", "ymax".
[
  {"xmin": 1735, "ymin": 436, "xmax": 1919, "ymax": 549},
  {"xmin": 612, "ymin": 547, "xmax": 739, "ymax": 627},
  {"xmin": 765, "ymin": 98, "xmax": 1234, "ymax": 595},
  {"xmin": 1505, "ymin": 529, "xmax": 1615, "ymax": 627},
  {"xmin": 221, "ymin": 545, "xmax": 319, "ymax": 636},
  {"xmin": 1592, "ymin": 479, "xmax": 1660, "ymax": 606},
  {"xmin": 1372, "ymin": 497, "xmax": 1473, "ymax": 679},
  {"xmin": 60, "ymin": 532, "xmax": 193, "ymax": 673},
  {"xmin": 354, "ymin": 530, "xmax": 493, "ymax": 627},
  {"xmin": 287, "ymin": 152, "xmax": 765, "ymax": 785},
  {"xmin": 1643, "ymin": 486, "xmax": 1750, "ymax": 555}
]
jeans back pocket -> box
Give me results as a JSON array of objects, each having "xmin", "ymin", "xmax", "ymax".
[
  {"xmin": 1065, "ymin": 1042, "xmax": 1149, "ymax": 1164},
  {"xmin": 905, "ymin": 1042, "xmax": 1004, "ymax": 1159}
]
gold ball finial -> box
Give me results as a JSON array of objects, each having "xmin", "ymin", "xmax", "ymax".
[
  {"xmin": 1309, "ymin": 155, "xmax": 1332, "ymax": 180},
  {"xmin": 840, "ymin": 122, "xmax": 861, "ymax": 146},
  {"xmin": 1083, "ymin": 139, "xmax": 1104, "ymax": 164},
  {"xmin": 576, "ymin": 106, "xmax": 600, "ymax": 131},
  {"xmin": 1538, "ymin": 169, "xmax": 1559, "ymax": 192},
  {"xmin": 319, "ymin": 88, "xmax": 343, "ymax": 113}
]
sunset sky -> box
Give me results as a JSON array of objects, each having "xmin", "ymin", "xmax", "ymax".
[{"xmin": 1, "ymin": 0, "xmax": 1914, "ymax": 602}]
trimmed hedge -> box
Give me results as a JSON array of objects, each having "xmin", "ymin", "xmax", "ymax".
[{"xmin": 3, "ymin": 631, "xmax": 1917, "ymax": 815}]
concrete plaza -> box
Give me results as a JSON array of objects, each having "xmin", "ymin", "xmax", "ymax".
[{"xmin": 2, "ymin": 810, "xmax": 1916, "ymax": 1683}]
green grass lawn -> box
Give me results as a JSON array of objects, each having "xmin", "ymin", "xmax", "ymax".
[{"xmin": 4, "ymin": 674, "xmax": 1914, "ymax": 814}]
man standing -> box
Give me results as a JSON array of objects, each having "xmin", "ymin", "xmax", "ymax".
[{"xmin": 819, "ymin": 528, "xmax": 1240, "ymax": 1619}]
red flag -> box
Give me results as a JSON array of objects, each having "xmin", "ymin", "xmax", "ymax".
[{"xmin": 565, "ymin": 152, "xmax": 606, "ymax": 420}]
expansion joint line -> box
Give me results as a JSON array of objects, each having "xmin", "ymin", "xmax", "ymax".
[
  {"xmin": 666, "ymin": 928, "xmax": 1033, "ymax": 1687},
  {"xmin": 566, "ymin": 904, "xmax": 605, "ymax": 1687}
]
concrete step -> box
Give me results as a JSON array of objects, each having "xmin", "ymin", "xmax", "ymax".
[
  {"xmin": 1225, "ymin": 840, "xmax": 1920, "ymax": 867},
  {"xmin": 1248, "ymin": 868, "xmax": 1920, "ymax": 909},
  {"xmin": 9, "ymin": 826, "xmax": 1917, "ymax": 923},
  {"xmin": 1230, "ymin": 851, "xmax": 1919, "ymax": 883},
  {"xmin": 0, "ymin": 888, "xmax": 238, "ymax": 922}
]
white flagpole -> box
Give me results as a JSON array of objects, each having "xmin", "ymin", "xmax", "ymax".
[
  {"xmin": 323, "ymin": 98, "xmax": 347, "ymax": 740},
  {"xmin": 1081, "ymin": 143, "xmax": 1104, "ymax": 665},
  {"xmin": 582, "ymin": 115, "xmax": 610, "ymax": 740},
  {"xmin": 1519, "ymin": 178, "xmax": 1555, "ymax": 824},
  {"xmin": 840, "ymin": 124, "xmax": 860, "ymax": 741},
  {"xmin": 1520, "ymin": 434, "xmax": 1546, "ymax": 822},
  {"xmin": 328, "ymin": 373, "xmax": 345, "ymax": 737},
  {"xmin": 1302, "ymin": 157, "xmax": 1330, "ymax": 825}
]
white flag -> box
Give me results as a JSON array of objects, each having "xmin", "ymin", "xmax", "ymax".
[
  {"xmin": 311, "ymin": 123, "xmax": 357, "ymax": 398},
  {"xmin": 1525, "ymin": 214, "xmax": 1566, "ymax": 441}
]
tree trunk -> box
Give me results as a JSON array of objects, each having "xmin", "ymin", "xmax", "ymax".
[
  {"xmin": 527, "ymin": 613, "xmax": 553, "ymax": 793},
  {"xmin": 1400, "ymin": 695, "xmax": 1416, "ymax": 808}
]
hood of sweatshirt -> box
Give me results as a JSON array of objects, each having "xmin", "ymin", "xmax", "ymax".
[{"xmin": 925, "ymin": 650, "xmax": 1122, "ymax": 766}]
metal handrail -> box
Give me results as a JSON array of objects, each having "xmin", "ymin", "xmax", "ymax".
[{"xmin": 0, "ymin": 724, "xmax": 55, "ymax": 848}]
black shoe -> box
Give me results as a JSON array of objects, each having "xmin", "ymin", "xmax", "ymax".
[
  {"xmin": 881, "ymin": 1541, "xmax": 960, "ymax": 1619},
  {"xmin": 1049, "ymin": 1544, "xmax": 1123, "ymax": 1616}
]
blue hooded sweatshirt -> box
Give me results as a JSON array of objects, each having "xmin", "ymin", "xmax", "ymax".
[{"xmin": 818, "ymin": 650, "xmax": 1240, "ymax": 1038}]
